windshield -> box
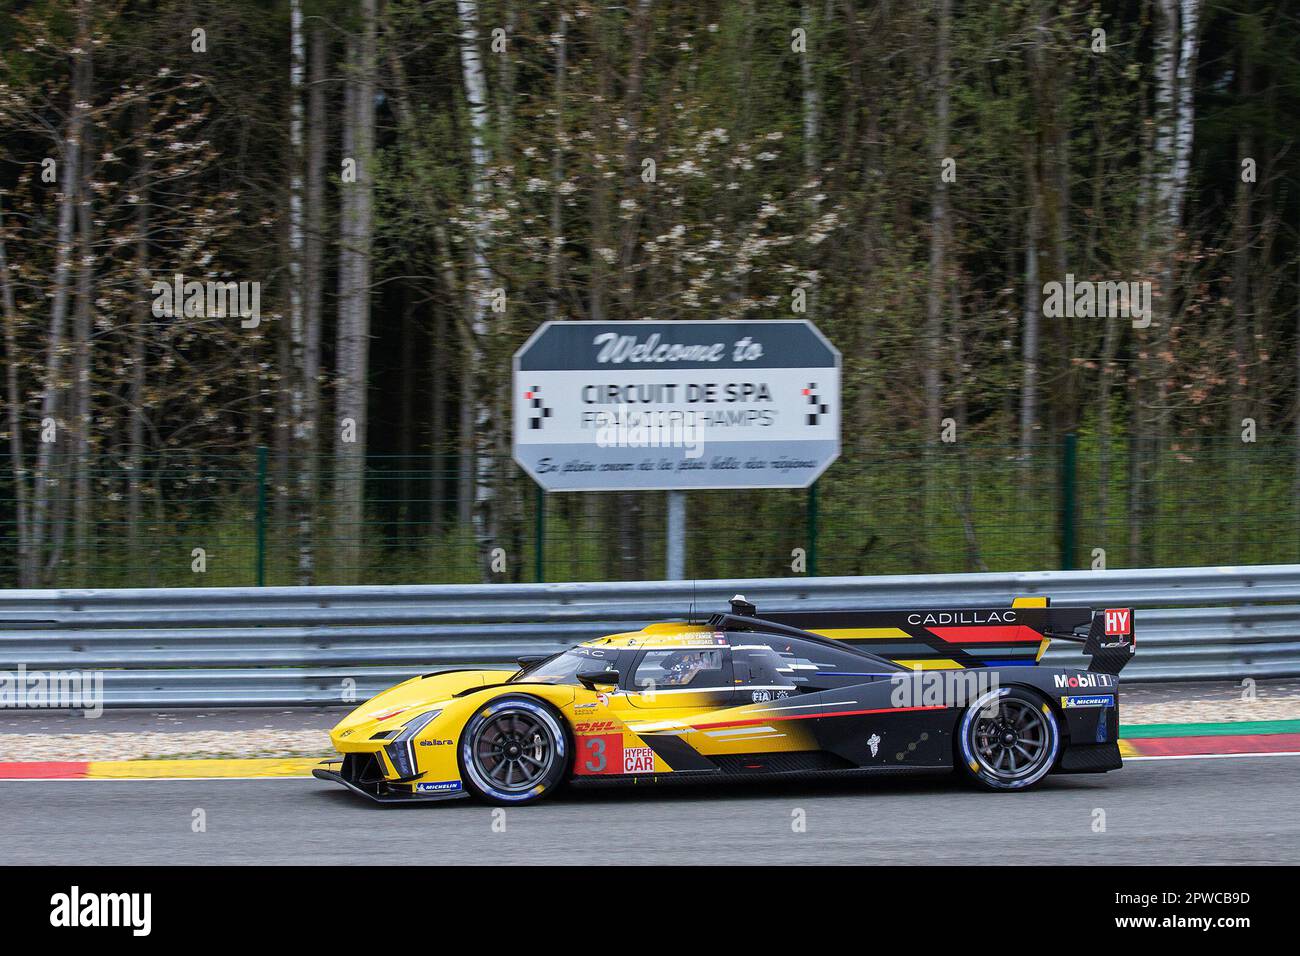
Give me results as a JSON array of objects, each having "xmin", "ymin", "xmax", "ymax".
[{"xmin": 512, "ymin": 645, "xmax": 618, "ymax": 686}]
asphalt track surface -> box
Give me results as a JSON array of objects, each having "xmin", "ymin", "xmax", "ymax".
[{"xmin": 3, "ymin": 753, "xmax": 1296, "ymax": 865}]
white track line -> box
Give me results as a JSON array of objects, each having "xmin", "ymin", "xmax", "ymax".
[{"xmin": 1124, "ymin": 750, "xmax": 1300, "ymax": 761}]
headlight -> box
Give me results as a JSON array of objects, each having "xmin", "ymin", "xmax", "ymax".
[{"xmin": 384, "ymin": 710, "xmax": 441, "ymax": 779}]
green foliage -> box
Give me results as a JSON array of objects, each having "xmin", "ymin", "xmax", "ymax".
[{"xmin": 3, "ymin": 0, "xmax": 1300, "ymax": 585}]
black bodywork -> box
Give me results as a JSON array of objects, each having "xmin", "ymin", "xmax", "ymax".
[{"xmin": 572, "ymin": 597, "xmax": 1130, "ymax": 786}]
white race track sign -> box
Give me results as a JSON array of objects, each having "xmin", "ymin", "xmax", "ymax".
[{"xmin": 512, "ymin": 320, "xmax": 840, "ymax": 492}]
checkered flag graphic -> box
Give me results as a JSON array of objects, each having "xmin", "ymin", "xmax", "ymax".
[
  {"xmin": 803, "ymin": 383, "xmax": 828, "ymax": 426},
  {"xmin": 524, "ymin": 386, "xmax": 552, "ymax": 430}
]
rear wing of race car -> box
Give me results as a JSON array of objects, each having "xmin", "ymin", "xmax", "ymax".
[
  {"xmin": 740, "ymin": 596, "xmax": 1135, "ymax": 676},
  {"xmin": 1052, "ymin": 604, "xmax": 1138, "ymax": 676}
]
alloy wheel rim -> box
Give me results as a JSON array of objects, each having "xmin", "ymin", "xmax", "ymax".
[
  {"xmin": 971, "ymin": 698, "xmax": 1050, "ymax": 780},
  {"xmin": 473, "ymin": 711, "xmax": 554, "ymax": 792}
]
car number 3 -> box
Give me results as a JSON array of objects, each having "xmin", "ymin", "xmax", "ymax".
[{"xmin": 583, "ymin": 737, "xmax": 606, "ymax": 772}]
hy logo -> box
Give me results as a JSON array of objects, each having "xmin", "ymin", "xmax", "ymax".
[{"xmin": 1104, "ymin": 609, "xmax": 1131, "ymax": 636}]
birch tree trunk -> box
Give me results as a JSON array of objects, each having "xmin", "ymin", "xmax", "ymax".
[
  {"xmin": 1020, "ymin": 163, "xmax": 1040, "ymax": 458},
  {"xmin": 302, "ymin": 19, "xmax": 327, "ymax": 565},
  {"xmin": 925, "ymin": 0, "xmax": 950, "ymax": 444},
  {"xmin": 287, "ymin": 0, "xmax": 313, "ymax": 582},
  {"xmin": 916, "ymin": 0, "xmax": 952, "ymax": 570},
  {"xmin": 1043, "ymin": 8, "xmax": 1074, "ymax": 435},
  {"xmin": 0, "ymin": 204, "xmax": 32, "ymax": 586},
  {"xmin": 455, "ymin": 0, "xmax": 497, "ymax": 578},
  {"xmin": 615, "ymin": 0, "xmax": 654, "ymax": 579},
  {"xmin": 801, "ymin": 0, "xmax": 821, "ymax": 318},
  {"xmin": 1134, "ymin": 0, "xmax": 1200, "ymax": 564},
  {"xmin": 1231, "ymin": 48, "xmax": 1253, "ymax": 436},
  {"xmin": 72, "ymin": 113, "xmax": 95, "ymax": 584},
  {"xmin": 588, "ymin": 10, "xmax": 611, "ymax": 324},
  {"xmin": 1151, "ymin": 0, "xmax": 1201, "ymax": 392},
  {"xmin": 1019, "ymin": 5, "xmax": 1044, "ymax": 458},
  {"xmin": 1294, "ymin": 254, "xmax": 1300, "ymax": 544},
  {"xmin": 333, "ymin": 0, "xmax": 377, "ymax": 582},
  {"xmin": 615, "ymin": 0, "xmax": 653, "ymax": 310},
  {"xmin": 127, "ymin": 147, "xmax": 149, "ymax": 580},
  {"xmin": 32, "ymin": 0, "xmax": 90, "ymax": 585},
  {"xmin": 844, "ymin": 0, "xmax": 882, "ymax": 447},
  {"xmin": 547, "ymin": 11, "xmax": 568, "ymax": 322},
  {"xmin": 431, "ymin": 288, "xmax": 449, "ymax": 535}
]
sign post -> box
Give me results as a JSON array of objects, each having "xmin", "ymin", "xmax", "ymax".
[
  {"xmin": 665, "ymin": 489, "xmax": 686, "ymax": 579},
  {"xmin": 513, "ymin": 320, "xmax": 840, "ymax": 576}
]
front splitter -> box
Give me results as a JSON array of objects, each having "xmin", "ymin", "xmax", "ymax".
[{"xmin": 312, "ymin": 767, "xmax": 470, "ymax": 804}]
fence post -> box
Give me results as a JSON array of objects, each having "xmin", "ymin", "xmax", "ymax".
[
  {"xmin": 255, "ymin": 445, "xmax": 268, "ymax": 586},
  {"xmin": 534, "ymin": 483, "xmax": 545, "ymax": 583},
  {"xmin": 665, "ymin": 490, "xmax": 687, "ymax": 580},
  {"xmin": 1060, "ymin": 433, "xmax": 1077, "ymax": 570},
  {"xmin": 807, "ymin": 480, "xmax": 819, "ymax": 576}
]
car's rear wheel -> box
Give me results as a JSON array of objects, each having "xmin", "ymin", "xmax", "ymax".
[
  {"xmin": 957, "ymin": 687, "xmax": 1060, "ymax": 791},
  {"xmin": 459, "ymin": 696, "xmax": 568, "ymax": 805}
]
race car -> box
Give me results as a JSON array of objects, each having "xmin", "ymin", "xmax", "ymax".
[{"xmin": 314, "ymin": 594, "xmax": 1135, "ymax": 804}]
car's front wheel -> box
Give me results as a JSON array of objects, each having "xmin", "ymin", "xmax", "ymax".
[
  {"xmin": 957, "ymin": 687, "xmax": 1060, "ymax": 791},
  {"xmin": 459, "ymin": 696, "xmax": 568, "ymax": 805}
]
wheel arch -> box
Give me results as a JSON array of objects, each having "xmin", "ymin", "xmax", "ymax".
[
  {"xmin": 999, "ymin": 679, "xmax": 1071, "ymax": 755},
  {"xmin": 953, "ymin": 681, "xmax": 1064, "ymax": 788}
]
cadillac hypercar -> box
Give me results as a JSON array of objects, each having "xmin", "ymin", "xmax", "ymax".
[{"xmin": 314, "ymin": 595, "xmax": 1135, "ymax": 804}]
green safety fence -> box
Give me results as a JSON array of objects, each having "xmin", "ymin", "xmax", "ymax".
[{"xmin": 1, "ymin": 436, "xmax": 1296, "ymax": 587}]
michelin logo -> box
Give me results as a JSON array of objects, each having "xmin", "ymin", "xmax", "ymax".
[
  {"xmin": 1061, "ymin": 695, "xmax": 1115, "ymax": 709},
  {"xmin": 416, "ymin": 780, "xmax": 463, "ymax": 793}
]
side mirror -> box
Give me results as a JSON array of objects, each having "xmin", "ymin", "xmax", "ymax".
[{"xmin": 577, "ymin": 669, "xmax": 620, "ymax": 690}]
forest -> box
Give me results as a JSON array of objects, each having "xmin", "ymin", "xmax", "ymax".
[{"xmin": 1, "ymin": 0, "xmax": 1298, "ymax": 587}]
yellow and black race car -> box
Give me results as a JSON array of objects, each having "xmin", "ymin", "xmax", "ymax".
[{"xmin": 314, "ymin": 595, "xmax": 1135, "ymax": 804}]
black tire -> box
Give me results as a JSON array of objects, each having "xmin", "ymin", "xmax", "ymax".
[
  {"xmin": 458, "ymin": 695, "xmax": 569, "ymax": 805},
  {"xmin": 956, "ymin": 686, "xmax": 1060, "ymax": 792}
]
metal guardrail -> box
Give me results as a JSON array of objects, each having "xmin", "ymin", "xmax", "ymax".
[{"xmin": 2, "ymin": 564, "xmax": 1299, "ymax": 706}]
